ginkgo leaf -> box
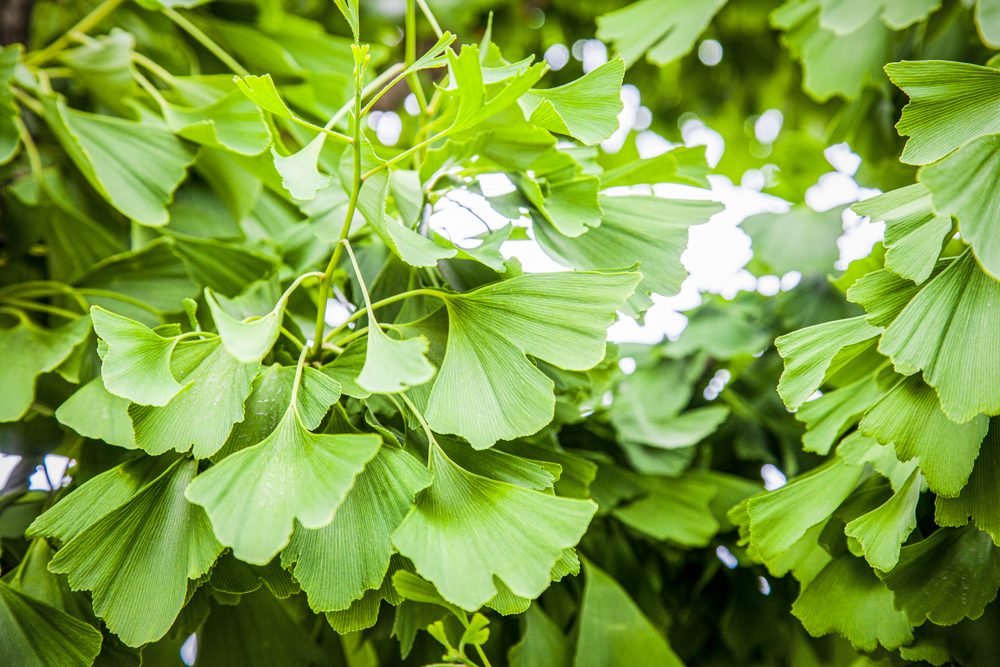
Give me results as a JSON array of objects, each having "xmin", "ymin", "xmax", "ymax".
[
  {"xmin": 837, "ymin": 432, "xmax": 920, "ymax": 494},
  {"xmin": 792, "ymin": 553, "xmax": 913, "ymax": 652},
  {"xmin": 273, "ymin": 134, "xmax": 330, "ymax": 201},
  {"xmin": 599, "ymin": 145, "xmax": 711, "ymax": 189},
  {"xmin": 437, "ymin": 435, "xmax": 560, "ymax": 491},
  {"xmin": 234, "ymin": 74, "xmax": 348, "ymax": 144},
  {"xmin": 519, "ymin": 175, "xmax": 602, "ymax": 238},
  {"xmin": 936, "ymin": 419, "xmax": 1000, "ymax": 543},
  {"xmin": 852, "ymin": 183, "xmax": 952, "ymax": 283},
  {"xmin": 90, "ymin": 307, "xmax": 184, "ymax": 407},
  {"xmin": 59, "ymin": 28, "xmax": 134, "ymax": 109},
  {"xmin": 507, "ymin": 603, "xmax": 570, "ymax": 667},
  {"xmin": 186, "ymin": 375, "xmax": 379, "ymax": 564},
  {"xmin": 48, "ymin": 458, "xmax": 223, "ymax": 647},
  {"xmin": 596, "ymin": 0, "xmax": 728, "ymax": 67},
  {"xmin": 612, "ymin": 473, "xmax": 719, "ymax": 546},
  {"xmin": 919, "ymin": 134, "xmax": 1000, "ymax": 279},
  {"xmin": 796, "ymin": 375, "xmax": 884, "ymax": 455},
  {"xmin": 423, "ymin": 270, "xmax": 640, "ymax": 449},
  {"xmin": 435, "ymin": 224, "xmax": 512, "ymax": 273},
  {"xmin": 348, "ymin": 136, "xmax": 457, "ymax": 267},
  {"xmin": 128, "ymin": 337, "xmax": 258, "ymax": 459},
  {"xmin": 340, "ymin": 241, "xmax": 436, "ymax": 394},
  {"xmin": 747, "ymin": 458, "xmax": 864, "ymax": 561},
  {"xmin": 321, "ymin": 340, "xmax": 369, "ymax": 399},
  {"xmin": 392, "ymin": 442, "xmax": 597, "ymax": 610},
  {"xmin": 859, "ymin": 373, "xmax": 988, "ymax": 497},
  {"xmin": 216, "ymin": 364, "xmax": 342, "ymax": 459},
  {"xmin": 162, "ymin": 90, "xmax": 271, "ymax": 156},
  {"xmin": 775, "ymin": 315, "xmax": 884, "ymax": 410},
  {"xmin": 282, "ymin": 445, "xmax": 431, "ymax": 611},
  {"xmin": 879, "ymin": 250, "xmax": 1000, "ymax": 423},
  {"xmin": 40, "ymin": 93, "xmax": 195, "ymax": 227},
  {"xmin": 0, "ymin": 45, "xmax": 19, "ymax": 164},
  {"xmin": 534, "ymin": 196, "xmax": 722, "ymax": 314},
  {"xmin": 574, "ymin": 558, "xmax": 684, "ymax": 667},
  {"xmin": 324, "ymin": 556, "xmax": 410, "ymax": 633},
  {"xmin": 517, "ymin": 59, "xmax": 624, "ymax": 145},
  {"xmin": 772, "ymin": 6, "xmax": 893, "ymax": 101},
  {"xmin": 55, "ymin": 375, "xmax": 136, "ymax": 449},
  {"xmin": 817, "ymin": 0, "xmax": 939, "ymax": 33},
  {"xmin": 0, "ymin": 310, "xmax": 90, "ymax": 422},
  {"xmin": 846, "ymin": 261, "xmax": 949, "ymax": 328},
  {"xmin": 742, "ymin": 205, "xmax": 845, "ymax": 275},
  {"xmin": 879, "ymin": 525, "xmax": 1000, "ymax": 626},
  {"xmin": 886, "ymin": 60, "xmax": 1000, "ymax": 165},
  {"xmin": 444, "ymin": 45, "xmax": 548, "ymax": 136},
  {"xmin": 27, "ymin": 456, "xmax": 171, "ymax": 545},
  {"xmin": 206, "ymin": 272, "xmax": 316, "ymax": 364},
  {"xmin": 612, "ymin": 404, "xmax": 730, "ymax": 450},
  {"xmin": 0, "ymin": 581, "xmax": 104, "ymax": 667},
  {"xmin": 845, "ymin": 468, "xmax": 921, "ymax": 571}
]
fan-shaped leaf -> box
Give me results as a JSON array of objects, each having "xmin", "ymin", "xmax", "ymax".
[
  {"xmin": 0, "ymin": 310, "xmax": 90, "ymax": 422},
  {"xmin": 392, "ymin": 443, "xmax": 596, "ymax": 610},
  {"xmin": 880, "ymin": 525, "xmax": 1000, "ymax": 625},
  {"xmin": 517, "ymin": 59, "xmax": 624, "ymax": 145},
  {"xmin": 846, "ymin": 468, "xmax": 921, "ymax": 571},
  {"xmin": 0, "ymin": 581, "xmax": 103, "ymax": 667},
  {"xmin": 596, "ymin": 0, "xmax": 727, "ymax": 67},
  {"xmin": 56, "ymin": 376, "xmax": 136, "ymax": 449},
  {"xmin": 163, "ymin": 90, "xmax": 271, "ymax": 156},
  {"xmin": 282, "ymin": 445, "xmax": 431, "ymax": 611},
  {"xmin": 40, "ymin": 93, "xmax": 195, "ymax": 227},
  {"xmin": 936, "ymin": 419, "xmax": 1000, "ymax": 543},
  {"xmin": 48, "ymin": 458, "xmax": 223, "ymax": 646},
  {"xmin": 879, "ymin": 250, "xmax": 1000, "ymax": 423}
]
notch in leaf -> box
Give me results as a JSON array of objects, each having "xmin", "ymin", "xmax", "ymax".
[{"xmin": 186, "ymin": 347, "xmax": 381, "ymax": 564}]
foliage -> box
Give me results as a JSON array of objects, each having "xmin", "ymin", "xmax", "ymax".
[{"xmin": 4, "ymin": 0, "xmax": 1000, "ymax": 666}]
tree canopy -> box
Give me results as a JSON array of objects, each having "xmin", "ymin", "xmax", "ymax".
[{"xmin": 1, "ymin": 0, "xmax": 998, "ymax": 666}]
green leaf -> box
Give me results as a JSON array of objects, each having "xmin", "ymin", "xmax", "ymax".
[
  {"xmin": 837, "ymin": 432, "xmax": 920, "ymax": 494},
  {"xmin": 348, "ymin": 136, "xmax": 457, "ymax": 267},
  {"xmin": 90, "ymin": 306, "xmax": 184, "ymax": 406},
  {"xmin": 40, "ymin": 93, "xmax": 196, "ymax": 227},
  {"xmin": 596, "ymin": 0, "xmax": 728, "ymax": 67},
  {"xmin": 445, "ymin": 45, "xmax": 548, "ymax": 135},
  {"xmin": 880, "ymin": 525, "xmax": 1000, "ymax": 625},
  {"xmin": 599, "ymin": 146, "xmax": 711, "ymax": 189},
  {"xmin": 796, "ymin": 375, "xmax": 884, "ymax": 455},
  {"xmin": 936, "ymin": 419, "xmax": 1000, "ymax": 543},
  {"xmin": 859, "ymin": 374, "xmax": 988, "ymax": 497},
  {"xmin": 128, "ymin": 337, "xmax": 258, "ymax": 458},
  {"xmin": 742, "ymin": 204, "xmax": 845, "ymax": 276},
  {"xmin": 773, "ymin": 6, "xmax": 893, "ymax": 101},
  {"xmin": 846, "ymin": 260, "xmax": 949, "ymax": 328},
  {"xmin": 517, "ymin": 59, "xmax": 624, "ymax": 145},
  {"xmin": 282, "ymin": 445, "xmax": 431, "ymax": 611},
  {"xmin": 59, "ymin": 29, "xmax": 135, "ymax": 109},
  {"xmin": 435, "ymin": 224, "xmax": 512, "ymax": 273},
  {"xmin": 423, "ymin": 271, "xmax": 640, "ymax": 449},
  {"xmin": 27, "ymin": 456, "xmax": 171, "ymax": 544},
  {"xmin": 534, "ymin": 196, "xmax": 721, "ymax": 313},
  {"xmin": 611, "ymin": 404, "xmax": 730, "ymax": 450},
  {"xmin": 919, "ymin": 134, "xmax": 1000, "ymax": 279},
  {"xmin": 194, "ymin": 588, "xmax": 322, "ymax": 667},
  {"xmin": 507, "ymin": 604, "xmax": 571, "ymax": 667},
  {"xmin": 273, "ymin": 134, "xmax": 330, "ymax": 201},
  {"xmin": 0, "ymin": 310, "xmax": 90, "ymax": 422},
  {"xmin": 77, "ymin": 239, "xmax": 199, "ymax": 318},
  {"xmin": 48, "ymin": 458, "xmax": 223, "ymax": 647},
  {"xmin": 817, "ymin": 0, "xmax": 940, "ymax": 33},
  {"xmin": 747, "ymin": 458, "xmax": 864, "ymax": 561},
  {"xmin": 205, "ymin": 274, "xmax": 313, "ymax": 364},
  {"xmin": 612, "ymin": 472, "xmax": 719, "ymax": 546},
  {"xmin": 0, "ymin": 581, "xmax": 104, "ymax": 667},
  {"xmin": 321, "ymin": 340, "xmax": 369, "ymax": 399},
  {"xmin": 324, "ymin": 556, "xmax": 410, "ymax": 633},
  {"xmin": 845, "ymin": 468, "xmax": 921, "ymax": 571},
  {"xmin": 234, "ymin": 74, "xmax": 343, "ymax": 142},
  {"xmin": 775, "ymin": 315, "xmax": 884, "ymax": 410},
  {"xmin": 162, "ymin": 90, "xmax": 271, "ymax": 156},
  {"xmin": 333, "ymin": 0, "xmax": 359, "ymax": 41},
  {"xmin": 392, "ymin": 442, "xmax": 596, "ymax": 610},
  {"xmin": 186, "ymin": 374, "xmax": 379, "ymax": 564},
  {"xmin": 879, "ymin": 250, "xmax": 1000, "ymax": 423},
  {"xmin": 886, "ymin": 60, "xmax": 1000, "ymax": 165},
  {"xmin": 0, "ymin": 45, "xmax": 20, "ymax": 164},
  {"xmin": 574, "ymin": 558, "xmax": 684, "ymax": 667},
  {"xmin": 792, "ymin": 553, "xmax": 913, "ymax": 651},
  {"xmin": 56, "ymin": 376, "xmax": 136, "ymax": 449},
  {"xmin": 852, "ymin": 183, "xmax": 951, "ymax": 284}
]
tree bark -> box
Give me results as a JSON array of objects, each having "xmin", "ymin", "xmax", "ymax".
[{"xmin": 1, "ymin": 0, "xmax": 36, "ymax": 47}]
